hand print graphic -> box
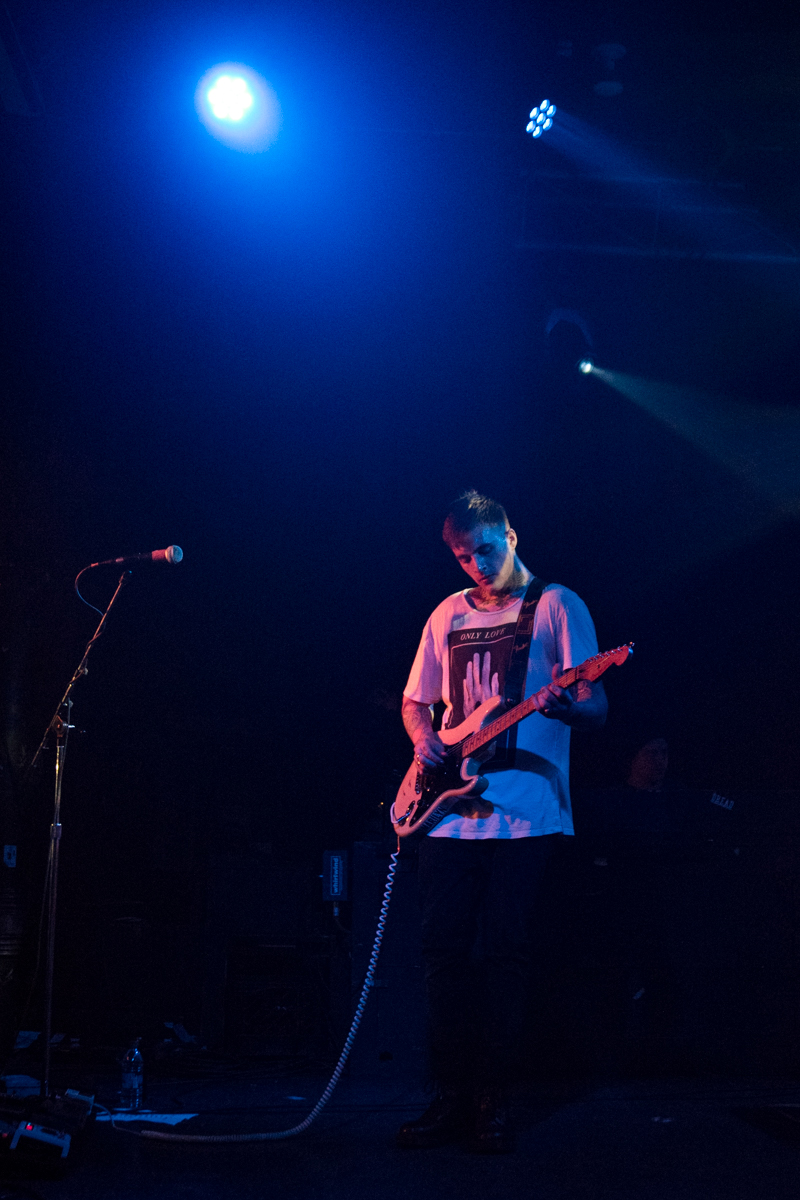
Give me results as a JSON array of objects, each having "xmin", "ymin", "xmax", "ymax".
[{"xmin": 462, "ymin": 651, "xmax": 500, "ymax": 718}]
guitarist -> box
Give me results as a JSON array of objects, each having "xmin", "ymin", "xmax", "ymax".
[{"xmin": 396, "ymin": 490, "xmax": 607, "ymax": 1154}]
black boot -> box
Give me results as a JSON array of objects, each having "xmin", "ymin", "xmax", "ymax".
[
  {"xmin": 396, "ymin": 1088, "xmax": 470, "ymax": 1149},
  {"xmin": 467, "ymin": 1087, "xmax": 515, "ymax": 1154}
]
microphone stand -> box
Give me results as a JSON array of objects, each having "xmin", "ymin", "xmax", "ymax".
[{"xmin": 29, "ymin": 570, "xmax": 131, "ymax": 1098}]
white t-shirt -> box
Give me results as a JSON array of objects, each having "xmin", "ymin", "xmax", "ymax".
[{"xmin": 403, "ymin": 584, "xmax": 599, "ymax": 840}]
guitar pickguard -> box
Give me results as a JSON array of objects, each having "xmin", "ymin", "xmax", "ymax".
[{"xmin": 390, "ymin": 754, "xmax": 489, "ymax": 839}]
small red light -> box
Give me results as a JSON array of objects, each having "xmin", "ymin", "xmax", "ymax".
[{"xmin": 25, "ymin": 1123, "xmax": 34, "ymax": 1130}]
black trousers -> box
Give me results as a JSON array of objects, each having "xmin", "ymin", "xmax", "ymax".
[{"xmin": 417, "ymin": 834, "xmax": 556, "ymax": 1090}]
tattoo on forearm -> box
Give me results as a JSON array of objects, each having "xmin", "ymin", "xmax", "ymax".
[{"xmin": 402, "ymin": 699, "xmax": 433, "ymax": 744}]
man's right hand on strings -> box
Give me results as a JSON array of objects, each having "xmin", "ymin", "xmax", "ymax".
[
  {"xmin": 402, "ymin": 696, "xmax": 447, "ymax": 768},
  {"xmin": 413, "ymin": 729, "xmax": 446, "ymax": 769}
]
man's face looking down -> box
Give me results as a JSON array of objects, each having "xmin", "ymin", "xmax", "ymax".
[{"xmin": 449, "ymin": 524, "xmax": 519, "ymax": 594}]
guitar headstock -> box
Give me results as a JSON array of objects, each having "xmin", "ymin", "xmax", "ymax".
[
  {"xmin": 560, "ymin": 642, "xmax": 634, "ymax": 685},
  {"xmin": 580, "ymin": 642, "xmax": 633, "ymax": 680}
]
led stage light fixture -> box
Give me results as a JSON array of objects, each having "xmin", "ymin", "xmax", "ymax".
[
  {"xmin": 526, "ymin": 100, "xmax": 556, "ymax": 139},
  {"xmin": 208, "ymin": 75, "xmax": 253, "ymax": 121},
  {"xmin": 578, "ymin": 359, "xmax": 594, "ymax": 374},
  {"xmin": 195, "ymin": 63, "xmax": 281, "ymax": 152}
]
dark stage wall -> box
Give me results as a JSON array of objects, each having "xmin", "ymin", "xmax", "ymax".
[{"xmin": 1, "ymin": 0, "xmax": 799, "ymax": 1057}]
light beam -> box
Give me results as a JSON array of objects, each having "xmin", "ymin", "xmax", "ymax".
[{"xmin": 589, "ymin": 367, "xmax": 800, "ymax": 514}]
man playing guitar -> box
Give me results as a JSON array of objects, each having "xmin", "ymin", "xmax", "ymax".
[{"xmin": 396, "ymin": 490, "xmax": 607, "ymax": 1153}]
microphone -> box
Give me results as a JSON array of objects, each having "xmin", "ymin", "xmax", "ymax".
[{"xmin": 89, "ymin": 546, "xmax": 184, "ymax": 568}]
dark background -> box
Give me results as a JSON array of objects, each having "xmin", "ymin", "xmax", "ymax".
[{"xmin": 1, "ymin": 0, "xmax": 799, "ymax": 1057}]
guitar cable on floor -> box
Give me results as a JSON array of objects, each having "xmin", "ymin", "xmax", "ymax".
[{"xmin": 105, "ymin": 846, "xmax": 402, "ymax": 1143}]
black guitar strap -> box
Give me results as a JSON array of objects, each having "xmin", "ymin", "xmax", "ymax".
[{"xmin": 492, "ymin": 576, "xmax": 548, "ymax": 769}]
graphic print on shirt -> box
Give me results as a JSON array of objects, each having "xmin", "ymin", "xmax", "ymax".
[{"xmin": 447, "ymin": 621, "xmax": 516, "ymax": 763}]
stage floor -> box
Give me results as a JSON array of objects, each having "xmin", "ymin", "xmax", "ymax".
[{"xmin": 3, "ymin": 1068, "xmax": 799, "ymax": 1199}]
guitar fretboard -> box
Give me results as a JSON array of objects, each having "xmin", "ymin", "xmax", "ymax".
[
  {"xmin": 460, "ymin": 665, "xmax": 580, "ymax": 757},
  {"xmin": 454, "ymin": 643, "xmax": 633, "ymax": 760}
]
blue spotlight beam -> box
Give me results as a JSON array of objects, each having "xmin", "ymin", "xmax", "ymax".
[
  {"xmin": 195, "ymin": 63, "xmax": 281, "ymax": 153},
  {"xmin": 521, "ymin": 110, "xmax": 800, "ymax": 266},
  {"xmin": 590, "ymin": 368, "xmax": 800, "ymax": 511}
]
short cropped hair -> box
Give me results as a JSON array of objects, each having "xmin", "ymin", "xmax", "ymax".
[{"xmin": 442, "ymin": 490, "xmax": 509, "ymax": 547}]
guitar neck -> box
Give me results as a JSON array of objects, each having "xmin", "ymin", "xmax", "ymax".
[{"xmin": 460, "ymin": 665, "xmax": 581, "ymax": 757}]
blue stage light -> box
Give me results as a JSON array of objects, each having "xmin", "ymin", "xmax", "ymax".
[
  {"xmin": 526, "ymin": 100, "xmax": 557, "ymax": 139},
  {"xmin": 207, "ymin": 75, "xmax": 253, "ymax": 121},
  {"xmin": 195, "ymin": 63, "xmax": 281, "ymax": 153},
  {"xmin": 578, "ymin": 359, "xmax": 594, "ymax": 374}
]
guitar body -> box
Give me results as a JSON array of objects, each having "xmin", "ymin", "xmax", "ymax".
[
  {"xmin": 390, "ymin": 755, "xmax": 489, "ymax": 841},
  {"xmin": 391, "ymin": 696, "xmax": 503, "ymax": 840},
  {"xmin": 391, "ymin": 643, "xmax": 633, "ymax": 842}
]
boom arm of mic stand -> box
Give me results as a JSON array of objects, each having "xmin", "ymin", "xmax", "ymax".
[
  {"xmin": 29, "ymin": 571, "xmax": 131, "ymax": 774},
  {"xmin": 25, "ymin": 570, "xmax": 131, "ymax": 1100}
]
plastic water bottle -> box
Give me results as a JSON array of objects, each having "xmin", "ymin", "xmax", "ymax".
[{"xmin": 120, "ymin": 1039, "xmax": 144, "ymax": 1110}]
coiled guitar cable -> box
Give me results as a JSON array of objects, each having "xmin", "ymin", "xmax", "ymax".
[{"xmin": 109, "ymin": 846, "xmax": 401, "ymax": 1143}]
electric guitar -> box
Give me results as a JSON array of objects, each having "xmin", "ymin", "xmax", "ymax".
[{"xmin": 391, "ymin": 643, "xmax": 633, "ymax": 840}]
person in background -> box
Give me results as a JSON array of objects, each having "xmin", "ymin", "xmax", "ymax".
[{"xmin": 573, "ymin": 734, "xmax": 738, "ymax": 1074}]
